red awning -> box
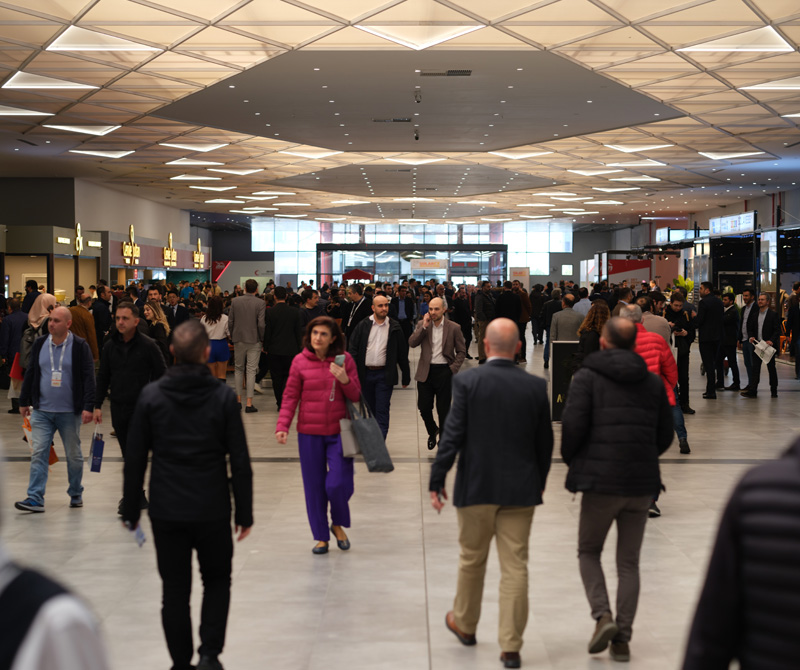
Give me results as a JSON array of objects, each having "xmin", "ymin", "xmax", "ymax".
[{"xmin": 342, "ymin": 269, "xmax": 373, "ymax": 281}]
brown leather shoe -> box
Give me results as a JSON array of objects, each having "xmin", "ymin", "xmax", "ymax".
[
  {"xmin": 610, "ymin": 641, "xmax": 630, "ymax": 662},
  {"xmin": 445, "ymin": 611, "xmax": 476, "ymax": 646},
  {"xmin": 588, "ymin": 612, "xmax": 619, "ymax": 654},
  {"xmin": 500, "ymin": 651, "xmax": 521, "ymax": 668}
]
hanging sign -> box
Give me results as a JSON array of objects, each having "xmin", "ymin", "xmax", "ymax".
[
  {"xmin": 163, "ymin": 232, "xmax": 177, "ymax": 268},
  {"xmin": 122, "ymin": 225, "xmax": 140, "ymax": 265},
  {"xmin": 192, "ymin": 238, "xmax": 205, "ymax": 269},
  {"xmin": 75, "ymin": 222, "xmax": 84, "ymax": 255}
]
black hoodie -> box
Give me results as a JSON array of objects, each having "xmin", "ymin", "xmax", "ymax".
[
  {"xmin": 122, "ymin": 364, "xmax": 253, "ymax": 528},
  {"xmin": 560, "ymin": 348, "xmax": 673, "ymax": 496}
]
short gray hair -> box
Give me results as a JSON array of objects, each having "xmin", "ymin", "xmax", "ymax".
[{"xmin": 620, "ymin": 304, "xmax": 643, "ymax": 324}]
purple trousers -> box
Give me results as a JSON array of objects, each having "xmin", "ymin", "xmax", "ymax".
[{"xmin": 298, "ymin": 433, "xmax": 354, "ymax": 541}]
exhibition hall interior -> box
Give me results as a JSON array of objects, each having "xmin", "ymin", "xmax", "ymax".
[{"xmin": 2, "ymin": 0, "xmax": 800, "ymax": 668}]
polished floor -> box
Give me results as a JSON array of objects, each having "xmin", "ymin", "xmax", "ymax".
[{"xmin": 1, "ymin": 335, "xmax": 797, "ymax": 670}]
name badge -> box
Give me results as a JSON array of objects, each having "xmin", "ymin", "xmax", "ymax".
[{"xmin": 51, "ymin": 371, "xmax": 62, "ymax": 388}]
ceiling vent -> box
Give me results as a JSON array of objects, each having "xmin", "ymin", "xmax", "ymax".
[
  {"xmin": 419, "ymin": 69, "xmax": 472, "ymax": 77},
  {"xmin": 372, "ymin": 118, "xmax": 412, "ymax": 123}
]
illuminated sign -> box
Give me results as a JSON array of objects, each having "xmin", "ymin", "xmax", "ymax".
[
  {"xmin": 163, "ymin": 232, "xmax": 177, "ymax": 268},
  {"xmin": 655, "ymin": 227, "xmax": 668, "ymax": 244},
  {"xmin": 410, "ymin": 258, "xmax": 447, "ymax": 270},
  {"xmin": 709, "ymin": 211, "xmax": 755, "ymax": 236},
  {"xmin": 87, "ymin": 240, "xmax": 102, "ymax": 248},
  {"xmin": 192, "ymin": 238, "xmax": 205, "ymax": 269},
  {"xmin": 122, "ymin": 225, "xmax": 140, "ymax": 264},
  {"xmin": 74, "ymin": 222, "xmax": 84, "ymax": 255},
  {"xmin": 56, "ymin": 236, "xmax": 71, "ymax": 245}
]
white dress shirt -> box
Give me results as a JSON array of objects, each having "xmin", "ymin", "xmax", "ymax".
[
  {"xmin": 430, "ymin": 319, "xmax": 447, "ymax": 364},
  {"xmin": 365, "ymin": 315, "xmax": 390, "ymax": 367}
]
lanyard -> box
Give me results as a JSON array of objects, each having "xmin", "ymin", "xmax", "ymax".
[{"xmin": 49, "ymin": 332, "xmax": 69, "ymax": 374}]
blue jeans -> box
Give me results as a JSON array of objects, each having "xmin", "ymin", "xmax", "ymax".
[
  {"xmin": 671, "ymin": 388, "xmax": 687, "ymax": 440},
  {"xmin": 27, "ymin": 410, "xmax": 84, "ymax": 505},
  {"xmin": 362, "ymin": 368, "xmax": 393, "ymax": 438},
  {"xmin": 742, "ymin": 340, "xmax": 754, "ymax": 385}
]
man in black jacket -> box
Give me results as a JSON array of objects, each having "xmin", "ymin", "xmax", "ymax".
[
  {"xmin": 263, "ymin": 286, "xmax": 303, "ymax": 410},
  {"xmin": 122, "ymin": 320, "xmax": 253, "ymax": 670},
  {"xmin": 348, "ymin": 295, "xmax": 411, "ymax": 438},
  {"xmin": 16, "ymin": 307, "xmax": 95, "ymax": 513},
  {"xmin": 694, "ymin": 281, "xmax": 724, "ymax": 399},
  {"xmin": 451, "ymin": 285, "xmax": 473, "ymax": 360},
  {"xmin": 665, "ymin": 292, "xmax": 696, "ymax": 413},
  {"xmin": 741, "ymin": 292, "xmax": 780, "ymax": 398},
  {"xmin": 94, "ymin": 303, "xmax": 166, "ymax": 513},
  {"xmin": 473, "ymin": 281, "xmax": 496, "ymax": 363},
  {"xmin": 541, "ymin": 288, "xmax": 563, "ymax": 369},
  {"xmin": 342, "ymin": 283, "xmax": 372, "ymax": 341},
  {"xmin": 430, "ymin": 318, "xmax": 552, "ymax": 670},
  {"xmin": 389, "ymin": 285, "xmax": 416, "ymax": 343},
  {"xmin": 715, "ymin": 293, "xmax": 741, "ymax": 391},
  {"xmin": 92, "ymin": 285, "xmax": 113, "ymax": 347},
  {"xmin": 683, "ymin": 437, "xmax": 800, "ymax": 670},
  {"xmin": 561, "ymin": 317, "xmax": 673, "ymax": 663},
  {"xmin": 165, "ymin": 290, "xmax": 190, "ymax": 332}
]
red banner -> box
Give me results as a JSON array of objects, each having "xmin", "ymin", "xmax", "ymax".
[{"xmin": 212, "ymin": 260, "xmax": 230, "ymax": 282}]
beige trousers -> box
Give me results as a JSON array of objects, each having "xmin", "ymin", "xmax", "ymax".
[
  {"xmin": 476, "ymin": 321, "xmax": 489, "ymax": 360},
  {"xmin": 453, "ymin": 505, "xmax": 535, "ymax": 652}
]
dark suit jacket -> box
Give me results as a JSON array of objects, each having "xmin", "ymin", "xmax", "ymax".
[
  {"xmin": 92, "ymin": 298, "xmax": 112, "ymax": 345},
  {"xmin": 408, "ymin": 317, "xmax": 466, "ymax": 382},
  {"xmin": 343, "ymin": 297, "xmax": 372, "ymax": 340},
  {"xmin": 166, "ymin": 303, "xmax": 190, "ymax": 332},
  {"xmin": 721, "ymin": 305, "xmax": 740, "ymax": 347},
  {"xmin": 695, "ymin": 294, "xmax": 724, "ymax": 342},
  {"xmin": 746, "ymin": 307, "xmax": 780, "ymax": 345},
  {"xmin": 264, "ymin": 302, "xmax": 303, "ymax": 357},
  {"xmin": 429, "ymin": 358, "xmax": 553, "ymax": 507},
  {"xmin": 347, "ymin": 317, "xmax": 411, "ymax": 388},
  {"xmin": 389, "ymin": 296, "xmax": 415, "ymax": 322}
]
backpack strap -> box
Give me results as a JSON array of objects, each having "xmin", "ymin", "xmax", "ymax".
[{"xmin": 0, "ymin": 565, "xmax": 68, "ymax": 669}]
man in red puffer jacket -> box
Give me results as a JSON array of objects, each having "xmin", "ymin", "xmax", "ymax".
[{"xmin": 620, "ymin": 305, "xmax": 690, "ymax": 515}]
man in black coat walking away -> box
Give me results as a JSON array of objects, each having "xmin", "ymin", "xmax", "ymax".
[
  {"xmin": 694, "ymin": 281, "xmax": 724, "ymax": 399},
  {"xmin": 561, "ymin": 317, "xmax": 673, "ymax": 663},
  {"xmin": 430, "ymin": 318, "xmax": 552, "ymax": 669},
  {"xmin": 122, "ymin": 320, "xmax": 253, "ymax": 670}
]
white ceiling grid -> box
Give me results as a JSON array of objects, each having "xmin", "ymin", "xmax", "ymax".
[{"xmin": 0, "ymin": 0, "xmax": 799, "ymax": 223}]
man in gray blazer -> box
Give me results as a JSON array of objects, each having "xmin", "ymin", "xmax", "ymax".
[
  {"xmin": 409, "ymin": 297, "xmax": 466, "ymax": 450},
  {"xmin": 549, "ymin": 293, "xmax": 583, "ymax": 352},
  {"xmin": 430, "ymin": 318, "xmax": 553, "ymax": 669},
  {"xmin": 228, "ymin": 279, "xmax": 265, "ymax": 412}
]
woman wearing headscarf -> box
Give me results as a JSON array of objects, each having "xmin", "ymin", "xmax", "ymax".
[{"xmin": 19, "ymin": 293, "xmax": 57, "ymax": 370}]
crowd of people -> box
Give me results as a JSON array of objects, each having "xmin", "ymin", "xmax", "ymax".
[{"xmin": 0, "ymin": 272, "xmax": 797, "ymax": 670}]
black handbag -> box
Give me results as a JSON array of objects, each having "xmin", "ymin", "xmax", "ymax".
[{"xmin": 346, "ymin": 397, "xmax": 394, "ymax": 473}]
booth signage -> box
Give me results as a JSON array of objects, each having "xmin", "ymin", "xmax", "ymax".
[
  {"xmin": 709, "ymin": 211, "xmax": 755, "ymax": 236},
  {"xmin": 74, "ymin": 222, "xmax": 84, "ymax": 255},
  {"xmin": 411, "ymin": 258, "xmax": 447, "ymax": 270},
  {"xmin": 163, "ymin": 232, "xmax": 177, "ymax": 268},
  {"xmin": 122, "ymin": 225, "xmax": 140, "ymax": 265},
  {"xmin": 192, "ymin": 238, "xmax": 205, "ymax": 269},
  {"xmin": 88, "ymin": 240, "xmax": 102, "ymax": 249},
  {"xmin": 212, "ymin": 260, "xmax": 230, "ymax": 282},
  {"xmin": 56, "ymin": 237, "xmax": 71, "ymax": 245},
  {"xmin": 655, "ymin": 227, "xmax": 669, "ymax": 244}
]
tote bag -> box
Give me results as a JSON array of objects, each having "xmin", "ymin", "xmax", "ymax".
[{"xmin": 346, "ymin": 397, "xmax": 394, "ymax": 473}]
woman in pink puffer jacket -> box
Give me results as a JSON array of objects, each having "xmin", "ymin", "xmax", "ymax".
[{"xmin": 276, "ymin": 316, "xmax": 361, "ymax": 554}]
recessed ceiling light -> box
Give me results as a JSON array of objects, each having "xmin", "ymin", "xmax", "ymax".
[
  {"xmin": 166, "ymin": 158, "xmax": 224, "ymax": 166},
  {"xmin": 352, "ymin": 24, "xmax": 485, "ymax": 50},
  {"xmin": 2, "ymin": 71, "xmax": 96, "ymax": 89},
  {"xmin": 678, "ymin": 26, "xmax": 791, "ymax": 52},
  {"xmin": 44, "ymin": 124, "xmax": 119, "ymax": 135},
  {"xmin": 550, "ymin": 196, "xmax": 592, "ymax": 201},
  {"xmin": 273, "ymin": 202, "xmax": 311, "ymax": 206},
  {"xmin": 567, "ymin": 169, "xmax": 624, "ymax": 176},
  {"xmin": 781, "ymin": 113, "xmax": 800, "ymax": 118},
  {"xmin": 279, "ymin": 149, "xmax": 342, "ymax": 159},
  {"xmin": 533, "ymin": 191, "xmax": 576, "ymax": 196},
  {"xmin": 189, "ymin": 185, "xmax": 237, "ymax": 191},
  {"xmin": 170, "ymin": 174, "xmax": 222, "ymax": 180},
  {"xmin": 398, "ymin": 218, "xmax": 429, "ymax": 222},
  {"xmin": 275, "ymin": 214, "xmax": 308, "ymax": 218},
  {"xmin": 609, "ymin": 176, "xmax": 661, "ymax": 182},
  {"xmin": 234, "ymin": 196, "xmax": 278, "ymax": 201},
  {"xmin": 0, "ymin": 104, "xmax": 52, "ymax": 116},
  {"xmin": 386, "ymin": 157, "xmax": 446, "ymax": 165},
  {"xmin": 47, "ymin": 26, "xmax": 160, "ymax": 52},
  {"xmin": 69, "ymin": 149, "xmax": 134, "ymax": 158},
  {"xmin": 458, "ymin": 200, "xmax": 497, "ymax": 204},
  {"xmin": 251, "ymin": 191, "xmax": 296, "ymax": 195},
  {"xmin": 593, "ymin": 187, "xmax": 641, "ymax": 192},
  {"xmin": 488, "ymin": 150, "xmax": 553, "ymax": 159},
  {"xmin": 698, "ymin": 151, "xmax": 766, "ymax": 160},
  {"xmin": 482, "ymin": 217, "xmax": 512, "ymax": 221},
  {"xmin": 606, "ymin": 160, "xmax": 665, "ymax": 167},
  {"xmin": 520, "ymin": 214, "xmax": 554, "ymax": 219},
  {"xmin": 584, "ymin": 200, "xmax": 624, "ymax": 205},
  {"xmin": 394, "ymin": 197, "xmax": 435, "ymax": 202},
  {"xmin": 316, "ymin": 217, "xmax": 347, "ymax": 221},
  {"xmin": 605, "ymin": 144, "xmax": 673, "ymax": 153},
  {"xmin": 515, "ymin": 203, "xmax": 553, "ymax": 207},
  {"xmin": 204, "ymin": 199, "xmax": 242, "ymax": 203},
  {"xmin": 208, "ymin": 168, "xmax": 263, "ymax": 175},
  {"xmin": 160, "ymin": 142, "xmax": 228, "ymax": 152},
  {"xmin": 741, "ymin": 76, "xmax": 800, "ymax": 90}
]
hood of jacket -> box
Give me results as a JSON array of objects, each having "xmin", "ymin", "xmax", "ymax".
[
  {"xmin": 581, "ymin": 348, "xmax": 650, "ymax": 384},
  {"xmin": 159, "ymin": 363, "xmax": 221, "ymax": 404}
]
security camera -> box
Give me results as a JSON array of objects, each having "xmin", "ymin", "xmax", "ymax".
[
  {"xmin": 414, "ymin": 90, "xmax": 422, "ymax": 104},
  {"xmin": 414, "ymin": 130, "xmax": 420, "ymax": 141}
]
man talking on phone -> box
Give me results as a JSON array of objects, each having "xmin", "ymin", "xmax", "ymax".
[
  {"xmin": 122, "ymin": 320, "xmax": 253, "ymax": 670},
  {"xmin": 430, "ymin": 318, "xmax": 553, "ymax": 669},
  {"xmin": 409, "ymin": 297, "xmax": 466, "ymax": 450}
]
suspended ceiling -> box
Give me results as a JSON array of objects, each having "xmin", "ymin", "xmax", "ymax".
[{"xmin": 1, "ymin": 0, "xmax": 800, "ymax": 227}]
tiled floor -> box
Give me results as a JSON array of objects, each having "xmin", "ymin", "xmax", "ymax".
[{"xmin": 1, "ymin": 337, "xmax": 797, "ymax": 670}]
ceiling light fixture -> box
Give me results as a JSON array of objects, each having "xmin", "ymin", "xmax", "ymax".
[
  {"xmin": 2, "ymin": 72, "xmax": 96, "ymax": 89},
  {"xmin": 160, "ymin": 142, "xmax": 228, "ymax": 152},
  {"xmin": 332, "ymin": 200, "xmax": 370, "ymax": 204},
  {"xmin": 166, "ymin": 158, "xmax": 224, "ymax": 166},
  {"xmin": 204, "ymin": 199, "xmax": 242, "ymax": 203},
  {"xmin": 593, "ymin": 187, "xmax": 641, "ymax": 192},
  {"xmin": 279, "ymin": 148, "xmax": 342, "ymax": 159},
  {"xmin": 275, "ymin": 214, "xmax": 308, "ymax": 218},
  {"xmin": 605, "ymin": 144, "xmax": 673, "ymax": 153},
  {"xmin": 567, "ymin": 169, "xmax": 623, "ymax": 176},
  {"xmin": 741, "ymin": 76, "xmax": 800, "ymax": 90},
  {"xmin": 386, "ymin": 156, "xmax": 446, "ymax": 166},
  {"xmin": 43, "ymin": 124, "xmax": 119, "ymax": 136},
  {"xmin": 252, "ymin": 191, "xmax": 296, "ymax": 196},
  {"xmin": 488, "ymin": 150, "xmax": 553, "ymax": 159},
  {"xmin": 170, "ymin": 174, "xmax": 222, "ymax": 181},
  {"xmin": 394, "ymin": 197, "xmax": 434, "ymax": 202},
  {"xmin": 698, "ymin": 151, "xmax": 766, "ymax": 160},
  {"xmin": 273, "ymin": 202, "xmax": 311, "ymax": 206},
  {"xmin": 0, "ymin": 104, "xmax": 52, "ymax": 116},
  {"xmin": 69, "ymin": 149, "xmax": 134, "ymax": 158},
  {"xmin": 208, "ymin": 168, "xmax": 263, "ymax": 175},
  {"xmin": 47, "ymin": 26, "xmax": 160, "ymax": 52},
  {"xmin": 532, "ymin": 191, "xmax": 576, "ymax": 196},
  {"xmin": 352, "ymin": 24, "xmax": 485, "ymax": 51},
  {"xmin": 678, "ymin": 26, "xmax": 791, "ymax": 52},
  {"xmin": 189, "ymin": 185, "xmax": 237, "ymax": 191},
  {"xmin": 606, "ymin": 160, "xmax": 665, "ymax": 167},
  {"xmin": 609, "ymin": 176, "xmax": 661, "ymax": 182}
]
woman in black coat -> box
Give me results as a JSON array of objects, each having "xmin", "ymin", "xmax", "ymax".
[
  {"xmin": 573, "ymin": 300, "xmax": 610, "ymax": 371},
  {"xmin": 142, "ymin": 300, "xmax": 171, "ymax": 363}
]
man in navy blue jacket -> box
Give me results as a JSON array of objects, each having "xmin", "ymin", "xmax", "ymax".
[
  {"xmin": 0, "ymin": 298, "xmax": 29, "ymax": 413},
  {"xmin": 16, "ymin": 306, "xmax": 95, "ymax": 513},
  {"xmin": 430, "ymin": 318, "xmax": 552, "ymax": 669}
]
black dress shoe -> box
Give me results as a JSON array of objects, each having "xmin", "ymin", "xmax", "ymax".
[
  {"xmin": 245, "ymin": 405, "xmax": 258, "ymax": 413},
  {"xmin": 500, "ymin": 652, "xmax": 521, "ymax": 669},
  {"xmin": 543, "ymin": 361, "xmax": 549, "ymax": 369},
  {"xmin": 465, "ymin": 353, "xmax": 473, "ymax": 359},
  {"xmin": 702, "ymin": 393, "xmax": 716, "ymax": 399},
  {"xmin": 681, "ymin": 405, "xmax": 696, "ymax": 415},
  {"xmin": 312, "ymin": 542, "xmax": 329, "ymax": 555},
  {"xmin": 724, "ymin": 384, "xmax": 740, "ymax": 391},
  {"xmin": 427, "ymin": 433, "xmax": 437, "ymax": 450},
  {"xmin": 740, "ymin": 390, "xmax": 757, "ymax": 398},
  {"xmin": 771, "ymin": 390, "xmax": 778, "ymax": 398},
  {"xmin": 330, "ymin": 524, "xmax": 350, "ymax": 550},
  {"xmin": 197, "ymin": 654, "xmax": 224, "ymax": 670}
]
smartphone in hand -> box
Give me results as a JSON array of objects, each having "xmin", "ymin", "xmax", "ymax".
[{"xmin": 334, "ymin": 354, "xmax": 345, "ymax": 367}]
